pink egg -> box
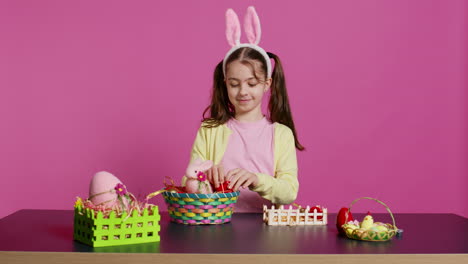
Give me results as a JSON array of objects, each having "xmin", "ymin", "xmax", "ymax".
[{"xmin": 89, "ymin": 171, "xmax": 123, "ymax": 206}]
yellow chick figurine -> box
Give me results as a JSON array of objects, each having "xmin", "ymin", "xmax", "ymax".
[{"xmin": 360, "ymin": 211, "xmax": 374, "ymax": 229}]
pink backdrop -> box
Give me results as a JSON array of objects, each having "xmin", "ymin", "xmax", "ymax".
[{"xmin": 1, "ymin": 0, "xmax": 467, "ymax": 219}]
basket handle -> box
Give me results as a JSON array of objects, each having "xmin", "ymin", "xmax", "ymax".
[
  {"xmin": 346, "ymin": 197, "xmax": 397, "ymax": 230},
  {"xmin": 146, "ymin": 189, "xmax": 166, "ymax": 201}
]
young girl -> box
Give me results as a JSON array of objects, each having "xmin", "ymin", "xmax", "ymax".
[{"xmin": 190, "ymin": 7, "xmax": 304, "ymax": 212}]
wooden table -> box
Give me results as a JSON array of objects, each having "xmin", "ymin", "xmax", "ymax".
[{"xmin": 1, "ymin": 210, "xmax": 467, "ymax": 263}]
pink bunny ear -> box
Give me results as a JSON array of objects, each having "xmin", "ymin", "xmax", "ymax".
[
  {"xmin": 199, "ymin": 160, "xmax": 213, "ymax": 172},
  {"xmin": 190, "ymin": 157, "xmax": 202, "ymax": 165},
  {"xmin": 244, "ymin": 6, "xmax": 262, "ymax": 45},
  {"xmin": 226, "ymin": 8, "xmax": 241, "ymax": 47}
]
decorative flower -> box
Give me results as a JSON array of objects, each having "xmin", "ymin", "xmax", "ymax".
[
  {"xmin": 197, "ymin": 171, "xmax": 207, "ymax": 182},
  {"xmin": 114, "ymin": 183, "xmax": 127, "ymax": 195},
  {"xmin": 75, "ymin": 197, "xmax": 83, "ymax": 207}
]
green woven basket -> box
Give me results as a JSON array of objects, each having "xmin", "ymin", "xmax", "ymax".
[
  {"xmin": 74, "ymin": 204, "xmax": 161, "ymax": 247},
  {"xmin": 162, "ymin": 191, "xmax": 240, "ymax": 225}
]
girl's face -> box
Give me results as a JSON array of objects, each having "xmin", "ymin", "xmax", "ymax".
[{"xmin": 225, "ymin": 60, "xmax": 271, "ymax": 120}]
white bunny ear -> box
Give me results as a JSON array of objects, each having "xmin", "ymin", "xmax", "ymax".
[
  {"xmin": 244, "ymin": 6, "xmax": 262, "ymax": 45},
  {"xmin": 226, "ymin": 8, "xmax": 241, "ymax": 47}
]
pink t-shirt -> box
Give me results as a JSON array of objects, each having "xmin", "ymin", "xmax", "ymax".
[{"xmin": 222, "ymin": 117, "xmax": 275, "ymax": 212}]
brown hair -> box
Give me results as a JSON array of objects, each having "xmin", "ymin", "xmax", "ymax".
[{"xmin": 202, "ymin": 47, "xmax": 304, "ymax": 151}]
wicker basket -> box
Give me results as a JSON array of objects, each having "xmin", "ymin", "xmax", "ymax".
[
  {"xmin": 342, "ymin": 197, "xmax": 398, "ymax": 242},
  {"xmin": 162, "ymin": 191, "xmax": 240, "ymax": 225}
]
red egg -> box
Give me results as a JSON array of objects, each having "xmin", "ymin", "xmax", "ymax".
[
  {"xmin": 336, "ymin": 207, "xmax": 354, "ymax": 235},
  {"xmin": 214, "ymin": 181, "xmax": 234, "ymax": 193},
  {"xmin": 310, "ymin": 206, "xmax": 323, "ymax": 220}
]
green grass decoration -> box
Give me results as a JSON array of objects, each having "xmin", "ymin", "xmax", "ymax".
[{"xmin": 74, "ymin": 204, "xmax": 160, "ymax": 247}]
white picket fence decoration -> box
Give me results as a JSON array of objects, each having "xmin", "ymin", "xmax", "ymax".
[{"xmin": 263, "ymin": 205, "xmax": 328, "ymax": 226}]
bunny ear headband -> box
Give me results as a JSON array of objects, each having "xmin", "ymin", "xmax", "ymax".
[{"xmin": 223, "ymin": 6, "xmax": 272, "ymax": 78}]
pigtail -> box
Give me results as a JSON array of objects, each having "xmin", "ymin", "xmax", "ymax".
[
  {"xmin": 202, "ymin": 61, "xmax": 234, "ymax": 127},
  {"xmin": 267, "ymin": 52, "xmax": 305, "ymax": 151}
]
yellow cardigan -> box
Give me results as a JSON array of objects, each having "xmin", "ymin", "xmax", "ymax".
[{"xmin": 190, "ymin": 121, "xmax": 299, "ymax": 205}]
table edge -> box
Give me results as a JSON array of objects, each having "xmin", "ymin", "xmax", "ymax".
[{"xmin": 2, "ymin": 251, "xmax": 468, "ymax": 264}]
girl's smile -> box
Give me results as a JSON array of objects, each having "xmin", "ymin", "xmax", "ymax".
[{"xmin": 237, "ymin": 98, "xmax": 252, "ymax": 104}]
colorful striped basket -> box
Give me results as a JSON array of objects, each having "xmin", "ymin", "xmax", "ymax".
[{"xmin": 162, "ymin": 191, "xmax": 240, "ymax": 225}]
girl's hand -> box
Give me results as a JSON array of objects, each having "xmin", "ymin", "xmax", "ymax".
[
  {"xmin": 226, "ymin": 168, "xmax": 259, "ymax": 191},
  {"xmin": 207, "ymin": 164, "xmax": 225, "ymax": 188}
]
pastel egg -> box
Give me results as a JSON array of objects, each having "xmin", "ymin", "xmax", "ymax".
[
  {"xmin": 346, "ymin": 228, "xmax": 355, "ymax": 236},
  {"xmin": 376, "ymin": 225, "xmax": 388, "ymax": 232},
  {"xmin": 89, "ymin": 171, "xmax": 123, "ymax": 206}
]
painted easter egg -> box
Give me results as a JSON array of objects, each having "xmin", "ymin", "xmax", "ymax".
[
  {"xmin": 336, "ymin": 207, "xmax": 354, "ymax": 235},
  {"xmin": 214, "ymin": 181, "xmax": 234, "ymax": 193},
  {"xmin": 88, "ymin": 171, "xmax": 123, "ymax": 206},
  {"xmin": 310, "ymin": 206, "xmax": 323, "ymax": 220},
  {"xmin": 375, "ymin": 225, "xmax": 388, "ymax": 232}
]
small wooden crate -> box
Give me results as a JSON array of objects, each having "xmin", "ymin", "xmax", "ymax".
[{"xmin": 263, "ymin": 205, "xmax": 327, "ymax": 226}]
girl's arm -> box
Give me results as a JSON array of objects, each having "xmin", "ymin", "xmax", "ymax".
[
  {"xmin": 250, "ymin": 125, "xmax": 299, "ymax": 204},
  {"xmin": 190, "ymin": 125, "xmax": 208, "ymax": 162},
  {"xmin": 183, "ymin": 125, "xmax": 208, "ymax": 186},
  {"xmin": 189, "ymin": 123, "xmax": 229, "ymax": 188}
]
